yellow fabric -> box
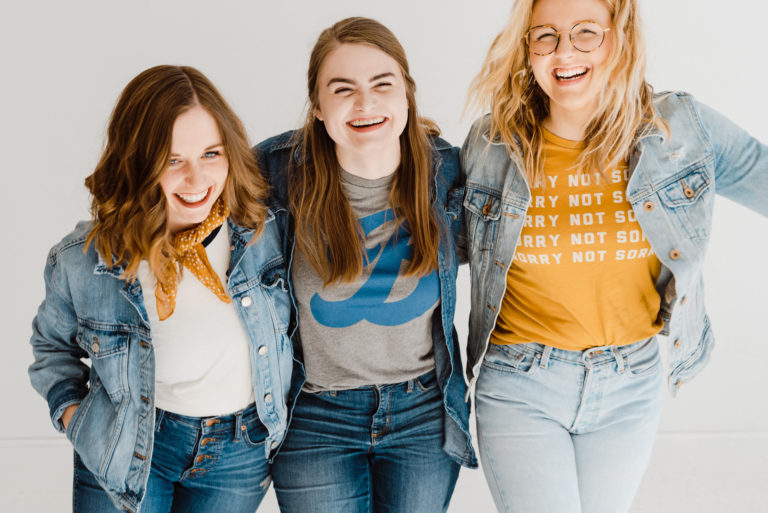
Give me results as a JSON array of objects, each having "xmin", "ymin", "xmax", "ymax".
[
  {"xmin": 156, "ymin": 198, "xmax": 231, "ymax": 321},
  {"xmin": 491, "ymin": 129, "xmax": 663, "ymax": 350}
]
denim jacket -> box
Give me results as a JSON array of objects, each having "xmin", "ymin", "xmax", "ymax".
[
  {"xmin": 462, "ymin": 91, "xmax": 768, "ymax": 396},
  {"xmin": 254, "ymin": 130, "xmax": 478, "ymax": 468},
  {"xmin": 29, "ymin": 215, "xmax": 301, "ymax": 512}
]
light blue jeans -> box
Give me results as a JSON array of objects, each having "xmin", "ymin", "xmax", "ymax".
[{"xmin": 475, "ymin": 337, "xmax": 664, "ymax": 513}]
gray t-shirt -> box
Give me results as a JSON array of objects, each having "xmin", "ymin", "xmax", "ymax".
[{"xmin": 292, "ymin": 169, "xmax": 439, "ymax": 391}]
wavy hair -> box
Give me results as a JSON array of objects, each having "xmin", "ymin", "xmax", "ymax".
[
  {"xmin": 468, "ymin": 0, "xmax": 667, "ymax": 185},
  {"xmin": 290, "ymin": 17, "xmax": 442, "ymax": 285},
  {"xmin": 85, "ymin": 65, "xmax": 269, "ymax": 290}
]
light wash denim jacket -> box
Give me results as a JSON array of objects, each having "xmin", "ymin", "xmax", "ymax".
[
  {"xmin": 462, "ymin": 91, "xmax": 768, "ymax": 396},
  {"xmin": 254, "ymin": 130, "xmax": 478, "ymax": 468},
  {"xmin": 29, "ymin": 215, "xmax": 301, "ymax": 512}
]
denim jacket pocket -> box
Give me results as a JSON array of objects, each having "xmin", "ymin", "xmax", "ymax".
[
  {"xmin": 259, "ymin": 257, "xmax": 290, "ymax": 332},
  {"xmin": 464, "ymin": 187, "xmax": 502, "ymax": 252},
  {"xmin": 76, "ymin": 321, "xmax": 129, "ymax": 402},
  {"xmin": 657, "ymin": 165, "xmax": 713, "ymax": 240}
]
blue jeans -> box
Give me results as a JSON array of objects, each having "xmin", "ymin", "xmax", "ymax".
[
  {"xmin": 476, "ymin": 337, "xmax": 664, "ymax": 513},
  {"xmin": 73, "ymin": 403, "xmax": 271, "ymax": 512},
  {"xmin": 271, "ymin": 370, "xmax": 460, "ymax": 513}
]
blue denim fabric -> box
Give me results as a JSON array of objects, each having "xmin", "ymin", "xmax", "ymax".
[
  {"xmin": 271, "ymin": 370, "xmax": 461, "ymax": 513},
  {"xmin": 476, "ymin": 338, "xmax": 664, "ymax": 513},
  {"xmin": 254, "ymin": 131, "xmax": 477, "ymax": 469},
  {"xmin": 29, "ymin": 216, "xmax": 303, "ymax": 512},
  {"xmin": 461, "ymin": 92, "xmax": 768, "ymax": 395},
  {"xmin": 74, "ymin": 404, "xmax": 272, "ymax": 513}
]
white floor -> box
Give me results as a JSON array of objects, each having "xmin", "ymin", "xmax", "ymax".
[{"xmin": 4, "ymin": 434, "xmax": 766, "ymax": 513}]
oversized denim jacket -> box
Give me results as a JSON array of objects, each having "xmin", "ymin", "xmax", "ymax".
[
  {"xmin": 462, "ymin": 91, "xmax": 768, "ymax": 396},
  {"xmin": 254, "ymin": 130, "xmax": 478, "ymax": 468},
  {"xmin": 29, "ymin": 215, "xmax": 301, "ymax": 512}
]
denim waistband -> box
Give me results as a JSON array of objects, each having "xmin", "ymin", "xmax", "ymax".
[
  {"xmin": 501, "ymin": 337, "xmax": 657, "ymax": 369},
  {"xmin": 155, "ymin": 402, "xmax": 260, "ymax": 434},
  {"xmin": 312, "ymin": 369, "xmax": 437, "ymax": 394}
]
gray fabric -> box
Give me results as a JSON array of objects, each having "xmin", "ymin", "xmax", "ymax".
[{"xmin": 292, "ymin": 169, "xmax": 439, "ymax": 391}]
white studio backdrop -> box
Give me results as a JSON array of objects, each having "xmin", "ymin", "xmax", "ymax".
[{"xmin": 2, "ymin": 0, "xmax": 767, "ymax": 510}]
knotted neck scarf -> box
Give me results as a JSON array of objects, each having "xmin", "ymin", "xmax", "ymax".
[{"xmin": 155, "ymin": 198, "xmax": 231, "ymax": 321}]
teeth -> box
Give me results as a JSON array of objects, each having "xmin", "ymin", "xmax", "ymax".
[
  {"xmin": 555, "ymin": 67, "xmax": 588, "ymax": 79},
  {"xmin": 176, "ymin": 190, "xmax": 208, "ymax": 203},
  {"xmin": 350, "ymin": 117, "xmax": 386, "ymax": 127}
]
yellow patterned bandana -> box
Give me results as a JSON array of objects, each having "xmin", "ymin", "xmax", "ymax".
[{"xmin": 155, "ymin": 198, "xmax": 231, "ymax": 321}]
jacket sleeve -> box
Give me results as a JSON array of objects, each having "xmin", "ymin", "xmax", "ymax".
[
  {"xmin": 696, "ymin": 100, "xmax": 768, "ymax": 216},
  {"xmin": 446, "ymin": 145, "xmax": 468, "ymax": 265},
  {"xmin": 28, "ymin": 249, "xmax": 89, "ymax": 433}
]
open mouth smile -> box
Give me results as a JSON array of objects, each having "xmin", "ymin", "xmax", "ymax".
[
  {"xmin": 553, "ymin": 66, "xmax": 590, "ymax": 82},
  {"xmin": 347, "ymin": 117, "xmax": 388, "ymax": 131},
  {"xmin": 175, "ymin": 186, "xmax": 212, "ymax": 207}
]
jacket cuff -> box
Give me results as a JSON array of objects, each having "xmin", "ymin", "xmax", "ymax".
[{"xmin": 47, "ymin": 378, "xmax": 88, "ymax": 433}]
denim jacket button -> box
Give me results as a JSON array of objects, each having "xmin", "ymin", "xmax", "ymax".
[
  {"xmin": 264, "ymin": 393, "xmax": 273, "ymax": 403},
  {"xmin": 680, "ymin": 296, "xmax": 687, "ymax": 306},
  {"xmin": 673, "ymin": 339, "xmax": 681, "ymax": 348},
  {"xmin": 241, "ymin": 296, "xmax": 252, "ymax": 307},
  {"xmin": 643, "ymin": 201, "xmax": 654, "ymax": 211},
  {"xmin": 270, "ymin": 441, "xmax": 278, "ymax": 450},
  {"xmin": 669, "ymin": 249, "xmax": 681, "ymax": 260},
  {"xmin": 258, "ymin": 345, "xmax": 267, "ymax": 356}
]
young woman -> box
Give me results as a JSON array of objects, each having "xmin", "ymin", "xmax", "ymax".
[
  {"xmin": 462, "ymin": 1, "xmax": 768, "ymax": 512},
  {"xmin": 28, "ymin": 65, "xmax": 298, "ymax": 513},
  {"xmin": 255, "ymin": 16, "xmax": 476, "ymax": 513}
]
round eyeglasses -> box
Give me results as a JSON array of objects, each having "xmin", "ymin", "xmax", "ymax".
[{"xmin": 526, "ymin": 21, "xmax": 611, "ymax": 56}]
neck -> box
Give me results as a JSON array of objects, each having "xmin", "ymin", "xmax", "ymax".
[
  {"xmin": 544, "ymin": 104, "xmax": 593, "ymax": 141},
  {"xmin": 335, "ymin": 142, "xmax": 401, "ymax": 180}
]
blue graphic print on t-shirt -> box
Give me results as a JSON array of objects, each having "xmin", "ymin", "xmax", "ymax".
[{"xmin": 310, "ymin": 209, "xmax": 440, "ymax": 327}]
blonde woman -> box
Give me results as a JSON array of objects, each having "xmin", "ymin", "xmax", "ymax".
[{"xmin": 463, "ymin": 1, "xmax": 768, "ymax": 512}]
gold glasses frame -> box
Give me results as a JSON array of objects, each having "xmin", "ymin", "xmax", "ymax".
[{"xmin": 525, "ymin": 20, "xmax": 612, "ymax": 56}]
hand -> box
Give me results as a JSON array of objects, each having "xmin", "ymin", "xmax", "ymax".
[{"xmin": 61, "ymin": 404, "xmax": 79, "ymax": 430}]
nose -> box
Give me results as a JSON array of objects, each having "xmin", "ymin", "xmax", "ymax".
[
  {"xmin": 554, "ymin": 33, "xmax": 578, "ymax": 57},
  {"xmin": 181, "ymin": 160, "xmax": 206, "ymax": 187},
  {"xmin": 353, "ymin": 90, "xmax": 375, "ymax": 112}
]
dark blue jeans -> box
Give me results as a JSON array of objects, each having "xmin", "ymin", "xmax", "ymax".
[
  {"xmin": 73, "ymin": 403, "xmax": 271, "ymax": 512},
  {"xmin": 271, "ymin": 370, "xmax": 460, "ymax": 513}
]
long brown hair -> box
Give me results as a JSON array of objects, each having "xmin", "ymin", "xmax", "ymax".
[
  {"xmin": 291, "ymin": 17, "xmax": 441, "ymax": 285},
  {"xmin": 468, "ymin": 0, "xmax": 667, "ymax": 185},
  {"xmin": 85, "ymin": 65, "xmax": 269, "ymax": 290}
]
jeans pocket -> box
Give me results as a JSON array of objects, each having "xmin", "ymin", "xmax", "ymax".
[
  {"xmin": 625, "ymin": 340, "xmax": 662, "ymax": 378},
  {"xmin": 241, "ymin": 415, "xmax": 269, "ymax": 447},
  {"xmin": 415, "ymin": 371, "xmax": 438, "ymax": 392},
  {"xmin": 482, "ymin": 344, "xmax": 539, "ymax": 375}
]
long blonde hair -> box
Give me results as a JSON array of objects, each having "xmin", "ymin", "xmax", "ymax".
[
  {"xmin": 468, "ymin": 0, "xmax": 667, "ymax": 185},
  {"xmin": 85, "ymin": 65, "xmax": 269, "ymax": 290},
  {"xmin": 291, "ymin": 17, "xmax": 442, "ymax": 285}
]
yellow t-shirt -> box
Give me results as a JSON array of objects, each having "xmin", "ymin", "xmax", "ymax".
[{"xmin": 490, "ymin": 129, "xmax": 663, "ymax": 351}]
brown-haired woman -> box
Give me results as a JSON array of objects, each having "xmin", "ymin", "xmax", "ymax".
[
  {"xmin": 29, "ymin": 65, "xmax": 298, "ymax": 512},
  {"xmin": 256, "ymin": 16, "xmax": 476, "ymax": 513}
]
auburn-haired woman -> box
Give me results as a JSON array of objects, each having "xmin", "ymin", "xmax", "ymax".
[
  {"xmin": 463, "ymin": 0, "xmax": 768, "ymax": 512},
  {"xmin": 256, "ymin": 16, "xmax": 476, "ymax": 513},
  {"xmin": 29, "ymin": 65, "xmax": 298, "ymax": 513}
]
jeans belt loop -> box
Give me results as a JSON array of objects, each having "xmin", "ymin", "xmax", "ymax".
[
  {"xmin": 234, "ymin": 411, "xmax": 243, "ymax": 441},
  {"xmin": 611, "ymin": 346, "xmax": 625, "ymax": 374},
  {"xmin": 539, "ymin": 345, "xmax": 552, "ymax": 368},
  {"xmin": 406, "ymin": 377, "xmax": 415, "ymax": 393}
]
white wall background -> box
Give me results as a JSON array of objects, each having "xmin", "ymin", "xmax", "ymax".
[{"xmin": 2, "ymin": 0, "xmax": 767, "ymax": 511}]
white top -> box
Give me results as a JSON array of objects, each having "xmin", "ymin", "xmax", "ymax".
[{"xmin": 138, "ymin": 227, "xmax": 255, "ymax": 416}]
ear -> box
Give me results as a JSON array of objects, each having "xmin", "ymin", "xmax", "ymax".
[{"xmin": 314, "ymin": 108, "xmax": 324, "ymax": 122}]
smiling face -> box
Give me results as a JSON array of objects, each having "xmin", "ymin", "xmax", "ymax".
[
  {"xmin": 529, "ymin": 0, "xmax": 613, "ymax": 134},
  {"xmin": 314, "ymin": 43, "xmax": 409, "ymax": 170},
  {"xmin": 159, "ymin": 104, "xmax": 228, "ymax": 234}
]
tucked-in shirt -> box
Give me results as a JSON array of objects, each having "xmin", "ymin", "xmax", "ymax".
[
  {"xmin": 491, "ymin": 129, "xmax": 663, "ymax": 350},
  {"xmin": 292, "ymin": 169, "xmax": 439, "ymax": 391},
  {"xmin": 138, "ymin": 226, "xmax": 255, "ymax": 416}
]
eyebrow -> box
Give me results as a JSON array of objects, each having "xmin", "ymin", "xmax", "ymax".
[
  {"xmin": 169, "ymin": 143, "xmax": 223, "ymax": 156},
  {"xmin": 326, "ymin": 72, "xmax": 396, "ymax": 87}
]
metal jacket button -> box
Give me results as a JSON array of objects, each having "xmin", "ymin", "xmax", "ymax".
[
  {"xmin": 669, "ymin": 249, "xmax": 681, "ymax": 260},
  {"xmin": 643, "ymin": 201, "xmax": 654, "ymax": 211},
  {"xmin": 241, "ymin": 296, "xmax": 252, "ymax": 307}
]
